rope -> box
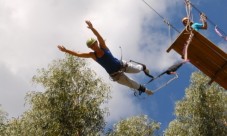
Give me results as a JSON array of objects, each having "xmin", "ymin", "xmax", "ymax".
[
  {"xmin": 183, "ymin": 31, "xmax": 194, "ymax": 61},
  {"xmin": 184, "ymin": 0, "xmax": 193, "ymax": 32},
  {"xmin": 185, "ymin": 0, "xmax": 192, "ymax": 21}
]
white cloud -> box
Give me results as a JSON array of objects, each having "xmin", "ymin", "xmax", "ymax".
[
  {"xmin": 104, "ymin": 84, "xmax": 143, "ymax": 122},
  {"xmin": 0, "ymin": 62, "xmax": 29, "ymax": 118}
]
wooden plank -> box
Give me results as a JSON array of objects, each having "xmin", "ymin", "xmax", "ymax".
[
  {"xmin": 167, "ymin": 28, "xmax": 227, "ymax": 90},
  {"xmin": 192, "ymin": 31, "xmax": 227, "ymax": 65}
]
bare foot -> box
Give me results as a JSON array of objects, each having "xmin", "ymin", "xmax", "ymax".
[{"xmin": 145, "ymin": 89, "xmax": 153, "ymax": 96}]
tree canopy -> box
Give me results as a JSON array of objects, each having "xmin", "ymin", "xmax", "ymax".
[
  {"xmin": 2, "ymin": 55, "xmax": 111, "ymax": 136},
  {"xmin": 107, "ymin": 115, "xmax": 160, "ymax": 136},
  {"xmin": 165, "ymin": 72, "xmax": 227, "ymax": 136}
]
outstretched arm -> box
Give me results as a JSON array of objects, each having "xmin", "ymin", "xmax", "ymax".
[
  {"xmin": 200, "ymin": 13, "xmax": 208, "ymax": 29},
  {"xmin": 200, "ymin": 21, "xmax": 207, "ymax": 30},
  {"xmin": 57, "ymin": 45, "xmax": 95, "ymax": 59},
  {"xmin": 203, "ymin": 22, "xmax": 207, "ymax": 29},
  {"xmin": 85, "ymin": 20, "xmax": 108, "ymax": 49}
]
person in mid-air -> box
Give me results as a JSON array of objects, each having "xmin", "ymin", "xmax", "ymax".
[
  {"xmin": 181, "ymin": 13, "xmax": 208, "ymax": 61},
  {"xmin": 58, "ymin": 20, "xmax": 153, "ymax": 95}
]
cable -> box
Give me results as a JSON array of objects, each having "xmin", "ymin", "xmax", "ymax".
[
  {"xmin": 190, "ymin": 2, "xmax": 227, "ymax": 36},
  {"xmin": 142, "ymin": 0, "xmax": 181, "ymax": 33}
]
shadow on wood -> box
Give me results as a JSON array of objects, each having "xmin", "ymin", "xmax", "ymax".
[{"xmin": 167, "ymin": 28, "xmax": 227, "ymax": 90}]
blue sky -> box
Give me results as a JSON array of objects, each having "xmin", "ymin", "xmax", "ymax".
[{"xmin": 0, "ymin": 0, "xmax": 226, "ymax": 134}]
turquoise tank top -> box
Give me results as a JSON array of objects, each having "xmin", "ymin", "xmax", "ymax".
[{"xmin": 191, "ymin": 23, "xmax": 203, "ymax": 31}]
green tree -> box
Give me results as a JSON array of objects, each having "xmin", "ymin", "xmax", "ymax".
[
  {"xmin": 0, "ymin": 105, "xmax": 7, "ymax": 134},
  {"xmin": 3, "ymin": 55, "xmax": 111, "ymax": 136},
  {"xmin": 165, "ymin": 72, "xmax": 227, "ymax": 136},
  {"xmin": 107, "ymin": 115, "xmax": 160, "ymax": 136}
]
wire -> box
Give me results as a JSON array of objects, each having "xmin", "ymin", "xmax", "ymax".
[
  {"xmin": 142, "ymin": 0, "xmax": 181, "ymax": 33},
  {"xmin": 190, "ymin": 2, "xmax": 227, "ymax": 36}
]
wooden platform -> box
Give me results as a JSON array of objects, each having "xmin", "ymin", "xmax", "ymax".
[{"xmin": 167, "ymin": 28, "xmax": 227, "ymax": 90}]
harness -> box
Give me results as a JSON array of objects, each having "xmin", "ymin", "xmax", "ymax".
[{"xmin": 109, "ymin": 61, "xmax": 128, "ymax": 81}]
